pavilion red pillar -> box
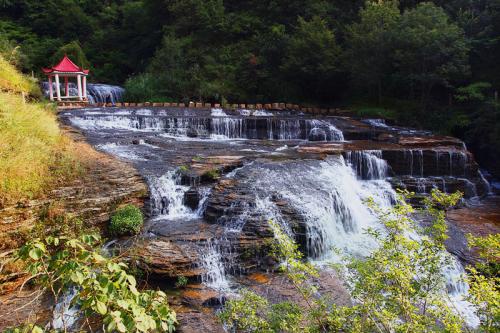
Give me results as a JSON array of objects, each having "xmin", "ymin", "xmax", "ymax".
[
  {"xmin": 64, "ymin": 77, "xmax": 69, "ymax": 97},
  {"xmin": 48, "ymin": 76, "xmax": 54, "ymax": 101}
]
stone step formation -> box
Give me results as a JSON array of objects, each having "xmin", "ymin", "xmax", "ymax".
[{"xmin": 59, "ymin": 105, "xmax": 492, "ymax": 329}]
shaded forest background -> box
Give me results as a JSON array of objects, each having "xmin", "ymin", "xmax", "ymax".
[{"xmin": 0, "ymin": 0, "xmax": 499, "ymax": 177}]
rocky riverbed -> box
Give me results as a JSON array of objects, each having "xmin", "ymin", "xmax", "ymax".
[
  {"xmin": 1, "ymin": 106, "xmax": 497, "ymax": 331},
  {"xmin": 58, "ymin": 106, "xmax": 499, "ymax": 330}
]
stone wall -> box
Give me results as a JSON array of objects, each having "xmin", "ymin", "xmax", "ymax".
[{"xmin": 81, "ymin": 101, "xmax": 350, "ymax": 116}]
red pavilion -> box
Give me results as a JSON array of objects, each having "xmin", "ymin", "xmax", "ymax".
[{"xmin": 42, "ymin": 55, "xmax": 89, "ymax": 102}]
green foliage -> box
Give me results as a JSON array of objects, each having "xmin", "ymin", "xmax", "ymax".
[
  {"xmin": 175, "ymin": 275, "xmax": 188, "ymax": 288},
  {"xmin": 394, "ymin": 2, "xmax": 469, "ymax": 111},
  {"xmin": 0, "ymin": 54, "xmax": 40, "ymax": 96},
  {"xmin": 50, "ymin": 41, "xmax": 90, "ymax": 69},
  {"xmin": 124, "ymin": 73, "xmax": 159, "ymax": 102},
  {"xmin": 347, "ymin": 1, "xmax": 469, "ymax": 110},
  {"xmin": 281, "ymin": 16, "xmax": 341, "ymax": 101},
  {"xmin": 345, "ymin": 0, "xmax": 400, "ymax": 103},
  {"xmin": 203, "ymin": 168, "xmax": 220, "ymax": 180},
  {"xmin": 0, "ymin": 56, "xmax": 80, "ymax": 205},
  {"xmin": 465, "ymin": 233, "xmax": 500, "ymax": 333},
  {"xmin": 15, "ymin": 234, "xmax": 177, "ymax": 332},
  {"xmin": 0, "ymin": 34, "xmax": 28, "ymax": 69},
  {"xmin": 462, "ymin": 101, "xmax": 500, "ymax": 176},
  {"xmin": 220, "ymin": 190, "xmax": 473, "ymax": 332},
  {"xmin": 109, "ymin": 205, "xmax": 144, "ymax": 236},
  {"xmin": 3, "ymin": 324, "xmax": 45, "ymax": 333},
  {"xmin": 455, "ymin": 82, "xmax": 492, "ymax": 102}
]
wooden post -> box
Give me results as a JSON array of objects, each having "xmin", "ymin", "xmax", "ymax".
[
  {"xmin": 48, "ymin": 76, "xmax": 54, "ymax": 101},
  {"xmin": 77, "ymin": 75, "xmax": 83, "ymax": 101},
  {"xmin": 55, "ymin": 74, "xmax": 61, "ymax": 101}
]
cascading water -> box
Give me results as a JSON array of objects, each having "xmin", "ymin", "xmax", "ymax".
[
  {"xmin": 69, "ymin": 112, "xmax": 345, "ymax": 141},
  {"xmin": 345, "ymin": 150, "xmax": 389, "ymax": 180},
  {"xmin": 41, "ymin": 82, "xmax": 124, "ymax": 104},
  {"xmin": 86, "ymin": 84, "xmax": 125, "ymax": 104},
  {"xmin": 52, "ymin": 288, "xmax": 79, "ymax": 331},
  {"xmin": 199, "ymin": 240, "xmax": 231, "ymax": 292},
  {"xmin": 218, "ymin": 154, "xmax": 479, "ymax": 325},
  {"xmin": 60, "ymin": 106, "xmax": 488, "ymax": 329},
  {"xmin": 226, "ymin": 156, "xmax": 394, "ymax": 260},
  {"xmin": 147, "ymin": 170, "xmax": 203, "ymax": 219}
]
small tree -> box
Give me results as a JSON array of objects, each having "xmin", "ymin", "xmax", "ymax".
[
  {"xmin": 14, "ymin": 234, "xmax": 176, "ymax": 332},
  {"xmin": 220, "ymin": 190, "xmax": 467, "ymax": 332},
  {"xmin": 109, "ymin": 204, "xmax": 144, "ymax": 236},
  {"xmin": 51, "ymin": 41, "xmax": 90, "ymax": 69}
]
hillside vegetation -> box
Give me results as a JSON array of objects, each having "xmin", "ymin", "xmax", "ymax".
[
  {"xmin": 1, "ymin": 0, "xmax": 499, "ymax": 176},
  {"xmin": 0, "ymin": 55, "xmax": 79, "ymax": 205}
]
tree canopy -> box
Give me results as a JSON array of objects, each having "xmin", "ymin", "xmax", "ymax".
[{"xmin": 1, "ymin": 0, "xmax": 499, "ymax": 174}]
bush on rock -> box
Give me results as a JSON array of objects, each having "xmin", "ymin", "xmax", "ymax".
[{"xmin": 109, "ymin": 205, "xmax": 143, "ymax": 236}]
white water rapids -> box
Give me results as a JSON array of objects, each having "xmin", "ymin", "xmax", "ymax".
[
  {"xmin": 202, "ymin": 152, "xmax": 479, "ymax": 327},
  {"xmin": 60, "ymin": 107, "xmax": 484, "ymax": 329}
]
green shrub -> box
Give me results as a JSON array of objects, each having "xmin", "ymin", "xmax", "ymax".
[
  {"xmin": 203, "ymin": 169, "xmax": 220, "ymax": 180},
  {"xmin": 109, "ymin": 205, "xmax": 143, "ymax": 236},
  {"xmin": 175, "ymin": 276, "xmax": 188, "ymax": 288}
]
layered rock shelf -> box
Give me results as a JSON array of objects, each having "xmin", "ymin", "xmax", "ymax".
[{"xmin": 54, "ymin": 106, "xmax": 497, "ymax": 330}]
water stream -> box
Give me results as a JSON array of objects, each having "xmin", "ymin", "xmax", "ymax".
[{"xmin": 59, "ymin": 106, "xmax": 488, "ymax": 328}]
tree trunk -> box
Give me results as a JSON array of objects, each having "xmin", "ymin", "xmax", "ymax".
[{"xmin": 377, "ymin": 79, "xmax": 382, "ymax": 105}]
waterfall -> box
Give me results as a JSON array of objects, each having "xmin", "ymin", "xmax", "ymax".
[
  {"xmin": 41, "ymin": 81, "xmax": 124, "ymax": 104},
  {"xmin": 402, "ymin": 149, "xmax": 424, "ymax": 177},
  {"xmin": 61, "ymin": 106, "xmax": 484, "ymax": 328},
  {"xmin": 345, "ymin": 150, "xmax": 389, "ymax": 180},
  {"xmin": 86, "ymin": 84, "xmax": 124, "ymax": 104},
  {"xmin": 362, "ymin": 118, "xmax": 389, "ymax": 128},
  {"xmin": 211, "ymin": 118, "xmax": 245, "ymax": 139},
  {"xmin": 211, "ymin": 108, "xmax": 228, "ymax": 117},
  {"xmin": 443, "ymin": 259, "xmax": 480, "ymax": 328},
  {"xmin": 229, "ymin": 157, "xmax": 394, "ymax": 260},
  {"xmin": 216, "ymin": 156, "xmax": 478, "ymax": 326},
  {"xmin": 69, "ymin": 113, "xmax": 345, "ymax": 141},
  {"xmin": 199, "ymin": 240, "xmax": 231, "ymax": 292},
  {"xmin": 252, "ymin": 109, "xmax": 273, "ymax": 116},
  {"xmin": 307, "ymin": 119, "xmax": 344, "ymax": 141},
  {"xmin": 52, "ymin": 288, "xmax": 79, "ymax": 330},
  {"xmin": 147, "ymin": 171, "xmax": 194, "ymax": 219}
]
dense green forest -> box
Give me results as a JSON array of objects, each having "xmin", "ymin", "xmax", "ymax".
[{"xmin": 1, "ymin": 0, "xmax": 499, "ymax": 175}]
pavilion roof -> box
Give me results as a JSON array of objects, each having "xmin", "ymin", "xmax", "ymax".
[{"xmin": 42, "ymin": 55, "xmax": 89, "ymax": 75}]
